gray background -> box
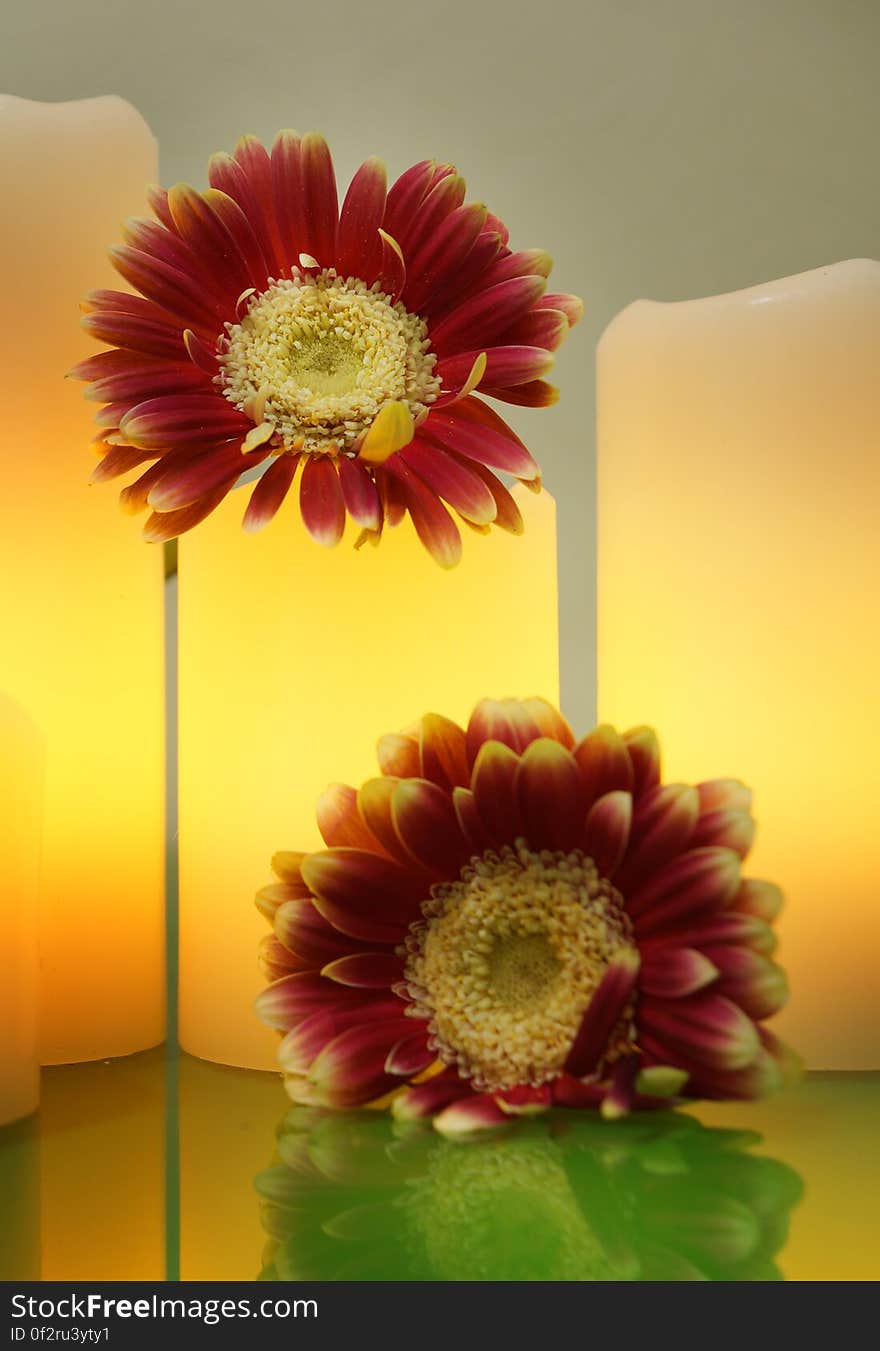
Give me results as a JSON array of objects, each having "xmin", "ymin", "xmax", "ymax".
[{"xmin": 4, "ymin": 0, "xmax": 879, "ymax": 731}]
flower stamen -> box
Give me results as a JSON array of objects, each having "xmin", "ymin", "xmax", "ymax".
[
  {"xmin": 404, "ymin": 840, "xmax": 636, "ymax": 1092},
  {"xmin": 219, "ymin": 268, "xmax": 440, "ymax": 456}
]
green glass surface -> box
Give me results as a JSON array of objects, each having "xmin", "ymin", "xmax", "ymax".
[{"xmin": 0, "ymin": 1058, "xmax": 877, "ymax": 1282}]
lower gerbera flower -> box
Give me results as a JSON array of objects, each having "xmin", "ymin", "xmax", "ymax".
[
  {"xmin": 71, "ymin": 132, "xmax": 582, "ymax": 566},
  {"xmin": 255, "ymin": 698, "xmax": 797, "ymax": 1133}
]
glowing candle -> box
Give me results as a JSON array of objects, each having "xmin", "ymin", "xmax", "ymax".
[
  {"xmin": 178, "ymin": 487, "xmax": 559, "ymax": 1068},
  {"xmin": 0, "ymin": 96, "xmax": 165, "ymax": 1063},
  {"xmin": 597, "ymin": 259, "xmax": 880, "ymax": 1069},
  {"xmin": 0, "ymin": 695, "xmax": 41, "ymax": 1125}
]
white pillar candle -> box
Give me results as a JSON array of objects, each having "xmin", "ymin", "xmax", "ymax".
[
  {"xmin": 178, "ymin": 487, "xmax": 560, "ymax": 1069},
  {"xmin": 597, "ymin": 259, "xmax": 880, "ymax": 1069},
  {"xmin": 0, "ymin": 694, "xmax": 42, "ymax": 1125},
  {"xmin": 0, "ymin": 97, "xmax": 166, "ymax": 1063}
]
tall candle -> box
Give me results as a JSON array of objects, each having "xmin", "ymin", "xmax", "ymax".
[
  {"xmin": 0, "ymin": 96, "xmax": 165, "ymax": 1063},
  {"xmin": 0, "ymin": 694, "xmax": 42, "ymax": 1125},
  {"xmin": 597, "ymin": 259, "xmax": 880, "ymax": 1069},
  {"xmin": 179, "ymin": 487, "xmax": 560, "ymax": 1069}
]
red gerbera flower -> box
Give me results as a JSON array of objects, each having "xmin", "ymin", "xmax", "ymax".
[
  {"xmin": 71, "ymin": 133, "xmax": 582, "ymax": 566},
  {"xmin": 255, "ymin": 698, "xmax": 797, "ymax": 1135}
]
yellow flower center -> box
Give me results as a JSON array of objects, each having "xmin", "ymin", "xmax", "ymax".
[
  {"xmin": 404, "ymin": 841, "xmax": 636, "ymax": 1092},
  {"xmin": 219, "ymin": 269, "xmax": 440, "ymax": 454}
]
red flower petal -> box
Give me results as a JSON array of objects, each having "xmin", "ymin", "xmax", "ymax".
[
  {"xmin": 730, "ymin": 878, "xmax": 784, "ymax": 922},
  {"xmin": 629, "ymin": 847, "xmax": 742, "ymax": 934},
  {"xmin": 242, "ymin": 454, "xmax": 298, "ymax": 533},
  {"xmin": 424, "ymin": 399, "xmax": 540, "ymax": 481},
  {"xmin": 639, "ymin": 947, "xmax": 720, "ymax": 999},
  {"xmin": 478, "ymin": 249, "xmax": 553, "ymax": 288},
  {"xmin": 433, "ymin": 1092, "xmax": 510, "ymax": 1136},
  {"xmin": 109, "ymin": 245, "xmax": 226, "ymax": 332},
  {"xmin": 396, "ymin": 172, "xmax": 465, "ymax": 258},
  {"xmin": 376, "ymin": 732, "xmax": 420, "ymax": 779},
  {"xmin": 615, "ymin": 784, "xmax": 700, "ymax": 891},
  {"xmin": 299, "ymin": 455, "xmax": 346, "ymax": 547},
  {"xmin": 470, "ymin": 739, "xmax": 522, "ymax": 844},
  {"xmin": 301, "ymin": 131, "xmax": 339, "ymax": 267},
  {"xmin": 691, "ymin": 808, "xmax": 756, "ymax": 858},
  {"xmin": 438, "ymin": 344, "xmax": 554, "ymax": 391},
  {"xmin": 148, "ymin": 441, "xmax": 270, "ymax": 511},
  {"xmin": 495, "ymin": 1084, "xmax": 552, "ymax": 1116},
  {"xmin": 336, "ymin": 155, "xmax": 387, "ymax": 282},
  {"xmin": 515, "ymin": 737, "xmax": 587, "ymax": 851},
  {"xmin": 638, "ymin": 910, "xmax": 777, "ymax": 957},
  {"xmin": 309, "ymin": 1018, "xmax": 412, "ymax": 1107},
  {"xmin": 81, "ymin": 308, "xmax": 184, "ymax": 361},
  {"xmin": 480, "ymin": 380, "xmax": 559, "ymax": 408},
  {"xmin": 445, "ymin": 455, "xmax": 524, "ymax": 534},
  {"xmin": 697, "ymin": 779, "xmax": 753, "ymax": 813},
  {"xmin": 337, "ymin": 456, "xmax": 381, "ymax": 530},
  {"xmin": 399, "ymin": 440, "xmax": 498, "ymax": 525},
  {"xmin": 273, "ymin": 897, "xmax": 374, "ymax": 966},
  {"xmin": 302, "ymin": 849, "xmax": 423, "ymax": 943},
  {"xmin": 210, "ymin": 136, "xmax": 286, "ymax": 278},
  {"xmin": 702, "ymin": 946, "xmax": 789, "ymax": 1020},
  {"xmin": 316, "ymin": 783, "xmax": 381, "ymax": 851},
  {"xmin": 452, "ymin": 787, "xmax": 493, "ymax": 853},
  {"xmin": 430, "ymin": 276, "xmax": 548, "ymax": 358},
  {"xmin": 543, "ymin": 293, "xmax": 584, "ymax": 327},
  {"xmin": 638, "ymin": 992, "xmax": 760, "ymax": 1072},
  {"xmin": 356, "ymin": 778, "xmax": 416, "ymax": 867},
  {"xmin": 391, "ymin": 777, "xmax": 470, "ymax": 876},
  {"xmin": 403, "ymin": 201, "xmax": 488, "ymax": 314},
  {"xmin": 623, "ymin": 726, "xmax": 662, "ymax": 796},
  {"xmin": 418, "ymin": 713, "xmax": 470, "ymax": 789},
  {"xmin": 383, "ymin": 456, "xmax": 462, "ymax": 569},
  {"xmin": 385, "ymin": 1031, "xmax": 434, "ymax": 1077},
  {"xmin": 321, "ymin": 951, "xmax": 405, "ymax": 988},
  {"xmin": 120, "ymin": 395, "xmax": 249, "ymax": 450},
  {"xmin": 500, "ymin": 307, "xmax": 569, "ymax": 352},
  {"xmin": 564, "ymin": 947, "xmax": 640, "ymax": 1076},
  {"xmin": 271, "ymin": 130, "xmax": 305, "ymax": 276},
  {"xmin": 167, "ymin": 183, "xmax": 265, "ymax": 300},
  {"xmin": 391, "ymin": 1075, "xmax": 472, "ymax": 1122},
  {"xmin": 573, "ymin": 724, "xmax": 635, "ymax": 808},
  {"xmin": 383, "ymin": 160, "xmax": 437, "ymax": 245},
  {"xmin": 466, "ymin": 698, "xmax": 544, "ymax": 761},
  {"xmin": 582, "ymin": 789, "xmax": 633, "ymax": 878},
  {"xmin": 254, "ymin": 971, "xmax": 391, "ymax": 1030},
  {"xmin": 89, "ymin": 444, "xmax": 156, "ymax": 484},
  {"xmin": 142, "ymin": 485, "xmax": 229, "ymax": 542}
]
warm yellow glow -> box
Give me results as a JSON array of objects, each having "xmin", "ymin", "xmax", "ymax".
[
  {"xmin": 0, "ymin": 97, "xmax": 165, "ymax": 1063},
  {"xmin": 178, "ymin": 487, "xmax": 559, "ymax": 1069},
  {"xmin": 38, "ymin": 1050, "xmax": 165, "ymax": 1279},
  {"xmin": 0, "ymin": 695, "xmax": 41, "ymax": 1125},
  {"xmin": 597, "ymin": 259, "xmax": 880, "ymax": 1069}
]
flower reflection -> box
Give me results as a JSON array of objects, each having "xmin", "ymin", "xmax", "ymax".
[{"xmin": 255, "ymin": 1109, "xmax": 802, "ymax": 1281}]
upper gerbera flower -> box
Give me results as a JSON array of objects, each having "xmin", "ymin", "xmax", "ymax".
[
  {"xmin": 71, "ymin": 132, "xmax": 582, "ymax": 565},
  {"xmin": 254, "ymin": 698, "xmax": 797, "ymax": 1134}
]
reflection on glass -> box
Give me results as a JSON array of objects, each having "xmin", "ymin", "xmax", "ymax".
[
  {"xmin": 256, "ymin": 1110, "xmax": 802, "ymax": 1282},
  {"xmin": 0, "ymin": 1115, "xmax": 40, "ymax": 1280}
]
